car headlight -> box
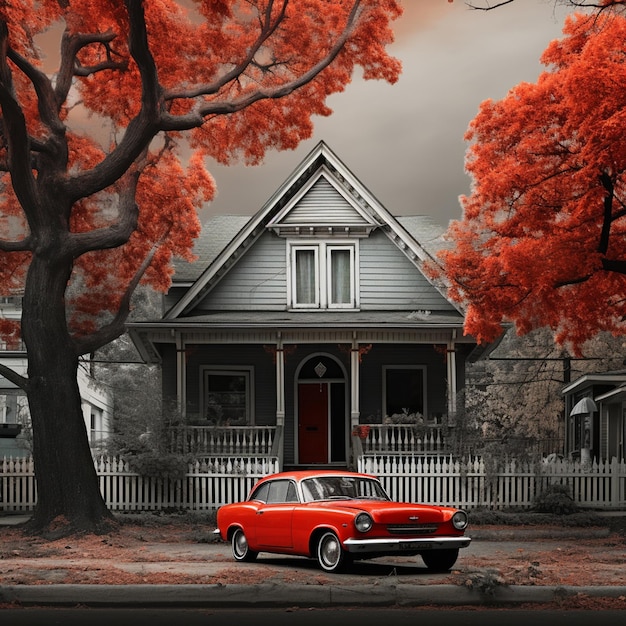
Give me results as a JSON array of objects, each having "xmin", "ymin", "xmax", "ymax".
[
  {"xmin": 452, "ymin": 511, "xmax": 468, "ymax": 531},
  {"xmin": 354, "ymin": 512, "xmax": 373, "ymax": 533}
]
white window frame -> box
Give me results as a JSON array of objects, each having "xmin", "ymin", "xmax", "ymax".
[
  {"xmin": 200, "ymin": 366, "xmax": 254, "ymax": 426},
  {"xmin": 327, "ymin": 244, "xmax": 356, "ymax": 309},
  {"xmin": 291, "ymin": 245, "xmax": 320, "ymax": 308},
  {"xmin": 288, "ymin": 241, "xmax": 358, "ymax": 309}
]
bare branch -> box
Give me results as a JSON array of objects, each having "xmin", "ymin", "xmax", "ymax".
[
  {"xmin": 0, "ymin": 361, "xmax": 28, "ymax": 391},
  {"xmin": 466, "ymin": 0, "xmax": 516, "ymax": 10}
]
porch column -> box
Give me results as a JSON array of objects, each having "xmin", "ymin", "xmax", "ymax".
[
  {"xmin": 446, "ymin": 336, "xmax": 457, "ymax": 417},
  {"xmin": 175, "ymin": 333, "xmax": 186, "ymax": 418},
  {"xmin": 350, "ymin": 335, "xmax": 360, "ymax": 427},
  {"xmin": 275, "ymin": 334, "xmax": 285, "ymax": 427}
]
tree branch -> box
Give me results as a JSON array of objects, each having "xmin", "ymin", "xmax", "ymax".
[
  {"xmin": 161, "ymin": 0, "xmax": 362, "ymax": 131},
  {"xmin": 465, "ymin": 0, "xmax": 515, "ymax": 10},
  {"xmin": 601, "ymin": 257, "xmax": 626, "ymax": 274},
  {"xmin": 73, "ymin": 240, "xmax": 161, "ymax": 356},
  {"xmin": 0, "ymin": 361, "xmax": 28, "ymax": 391},
  {"xmin": 0, "ymin": 21, "xmax": 41, "ymax": 226},
  {"xmin": 599, "ymin": 171, "xmax": 613, "ymax": 255},
  {"xmin": 56, "ymin": 29, "xmax": 127, "ymax": 104},
  {"xmin": 0, "ymin": 235, "xmax": 32, "ymax": 252},
  {"xmin": 164, "ymin": 0, "xmax": 289, "ymax": 101},
  {"xmin": 68, "ymin": 163, "xmax": 142, "ymax": 256},
  {"xmin": 7, "ymin": 47, "xmax": 65, "ymax": 137},
  {"xmin": 67, "ymin": 0, "xmax": 161, "ymax": 202}
]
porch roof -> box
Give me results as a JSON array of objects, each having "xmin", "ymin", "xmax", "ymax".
[
  {"xmin": 595, "ymin": 384, "xmax": 626, "ymax": 403},
  {"xmin": 562, "ymin": 371, "xmax": 626, "ymax": 396},
  {"xmin": 128, "ymin": 309, "xmax": 477, "ymax": 363},
  {"xmin": 129, "ymin": 309, "xmax": 466, "ymax": 331}
]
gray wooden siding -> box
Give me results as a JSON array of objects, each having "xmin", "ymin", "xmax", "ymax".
[
  {"xmin": 280, "ymin": 177, "xmax": 370, "ymax": 225},
  {"xmin": 195, "ymin": 231, "xmax": 286, "ymax": 311},
  {"xmin": 360, "ymin": 230, "xmax": 454, "ymax": 311},
  {"xmin": 191, "ymin": 219, "xmax": 453, "ymax": 313}
]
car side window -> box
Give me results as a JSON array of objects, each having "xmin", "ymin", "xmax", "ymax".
[
  {"xmin": 266, "ymin": 479, "xmax": 299, "ymax": 504},
  {"xmin": 250, "ymin": 482, "xmax": 270, "ymax": 503}
]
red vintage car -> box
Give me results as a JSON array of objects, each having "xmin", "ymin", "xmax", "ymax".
[{"xmin": 214, "ymin": 470, "xmax": 471, "ymax": 573}]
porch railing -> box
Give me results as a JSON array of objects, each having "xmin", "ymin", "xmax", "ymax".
[
  {"xmin": 168, "ymin": 425, "xmax": 277, "ymax": 456},
  {"xmin": 360, "ymin": 424, "xmax": 445, "ymax": 454}
]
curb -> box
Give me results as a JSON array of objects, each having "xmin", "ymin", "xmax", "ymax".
[{"xmin": 2, "ymin": 583, "xmax": 626, "ymax": 608}]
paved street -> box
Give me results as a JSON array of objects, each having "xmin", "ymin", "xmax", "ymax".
[{"xmin": 2, "ymin": 607, "xmax": 626, "ymax": 626}]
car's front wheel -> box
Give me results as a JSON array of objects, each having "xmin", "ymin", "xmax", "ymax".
[
  {"xmin": 316, "ymin": 531, "xmax": 350, "ymax": 573},
  {"xmin": 421, "ymin": 548, "xmax": 459, "ymax": 572},
  {"xmin": 231, "ymin": 528, "xmax": 258, "ymax": 562}
]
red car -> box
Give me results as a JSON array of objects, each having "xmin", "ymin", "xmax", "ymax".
[{"xmin": 214, "ymin": 470, "xmax": 471, "ymax": 573}]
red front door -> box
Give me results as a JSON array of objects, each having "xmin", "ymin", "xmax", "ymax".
[{"xmin": 298, "ymin": 383, "xmax": 329, "ymax": 464}]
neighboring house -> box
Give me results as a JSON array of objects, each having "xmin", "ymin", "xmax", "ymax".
[
  {"xmin": 128, "ymin": 142, "xmax": 483, "ymax": 469},
  {"xmin": 0, "ymin": 295, "xmax": 113, "ymax": 457},
  {"xmin": 563, "ymin": 371, "xmax": 626, "ymax": 463}
]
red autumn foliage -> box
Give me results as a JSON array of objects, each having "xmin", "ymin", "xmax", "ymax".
[
  {"xmin": 0, "ymin": 1, "xmax": 401, "ymax": 534},
  {"xmin": 437, "ymin": 11, "xmax": 626, "ymax": 351}
]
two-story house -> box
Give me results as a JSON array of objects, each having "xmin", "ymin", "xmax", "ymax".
[{"xmin": 128, "ymin": 142, "xmax": 481, "ymax": 470}]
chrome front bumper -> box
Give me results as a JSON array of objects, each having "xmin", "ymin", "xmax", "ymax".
[{"xmin": 343, "ymin": 535, "xmax": 471, "ymax": 554}]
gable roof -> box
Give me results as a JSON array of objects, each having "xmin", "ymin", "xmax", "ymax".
[
  {"xmin": 165, "ymin": 141, "xmax": 459, "ymax": 319},
  {"xmin": 172, "ymin": 215, "xmax": 250, "ymax": 284}
]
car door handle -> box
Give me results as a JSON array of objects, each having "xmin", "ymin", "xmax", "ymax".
[
  {"xmin": 257, "ymin": 510, "xmax": 264, "ymax": 515},
  {"xmin": 305, "ymin": 426, "xmax": 318, "ymax": 431}
]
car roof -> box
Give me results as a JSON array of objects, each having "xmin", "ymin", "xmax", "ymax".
[{"xmin": 256, "ymin": 470, "xmax": 377, "ymax": 483}]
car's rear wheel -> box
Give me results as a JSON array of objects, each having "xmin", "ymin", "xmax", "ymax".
[
  {"xmin": 316, "ymin": 531, "xmax": 350, "ymax": 573},
  {"xmin": 231, "ymin": 528, "xmax": 258, "ymax": 562},
  {"xmin": 421, "ymin": 548, "xmax": 459, "ymax": 572}
]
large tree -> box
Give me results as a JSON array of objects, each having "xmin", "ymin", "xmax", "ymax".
[
  {"xmin": 0, "ymin": 0, "xmax": 401, "ymax": 535},
  {"xmin": 437, "ymin": 10, "xmax": 626, "ymax": 351}
]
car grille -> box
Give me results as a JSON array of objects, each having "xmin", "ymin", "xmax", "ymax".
[{"xmin": 386, "ymin": 524, "xmax": 439, "ymax": 535}]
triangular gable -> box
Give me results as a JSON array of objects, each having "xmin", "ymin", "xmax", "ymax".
[
  {"xmin": 267, "ymin": 168, "xmax": 380, "ymax": 236},
  {"xmin": 166, "ymin": 141, "xmax": 460, "ymax": 319}
]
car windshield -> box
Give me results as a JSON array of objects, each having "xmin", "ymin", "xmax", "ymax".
[{"xmin": 301, "ymin": 476, "xmax": 390, "ymax": 502}]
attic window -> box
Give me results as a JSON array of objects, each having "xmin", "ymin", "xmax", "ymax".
[{"xmin": 289, "ymin": 242, "xmax": 358, "ymax": 309}]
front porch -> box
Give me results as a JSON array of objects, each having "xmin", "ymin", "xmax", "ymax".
[{"xmin": 167, "ymin": 423, "xmax": 448, "ymax": 470}]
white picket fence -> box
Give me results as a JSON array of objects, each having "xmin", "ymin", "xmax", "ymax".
[
  {"xmin": 2, "ymin": 454, "xmax": 625, "ymax": 512},
  {"xmin": 0, "ymin": 455, "xmax": 279, "ymax": 512},
  {"xmin": 358, "ymin": 455, "xmax": 626, "ymax": 510}
]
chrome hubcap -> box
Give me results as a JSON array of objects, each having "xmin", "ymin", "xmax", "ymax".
[
  {"xmin": 235, "ymin": 532, "xmax": 247, "ymax": 556},
  {"xmin": 321, "ymin": 536, "xmax": 339, "ymax": 566}
]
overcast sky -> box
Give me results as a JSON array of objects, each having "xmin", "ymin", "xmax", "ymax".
[{"xmin": 201, "ymin": 0, "xmax": 580, "ymax": 228}]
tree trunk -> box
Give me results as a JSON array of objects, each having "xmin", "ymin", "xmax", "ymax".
[{"xmin": 21, "ymin": 252, "xmax": 115, "ymax": 536}]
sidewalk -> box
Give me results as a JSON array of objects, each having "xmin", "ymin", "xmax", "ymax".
[{"xmin": 1, "ymin": 513, "xmax": 625, "ymax": 608}]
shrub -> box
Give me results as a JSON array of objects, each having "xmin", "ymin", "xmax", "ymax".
[
  {"xmin": 126, "ymin": 451, "xmax": 192, "ymax": 481},
  {"xmin": 533, "ymin": 484, "xmax": 579, "ymax": 515}
]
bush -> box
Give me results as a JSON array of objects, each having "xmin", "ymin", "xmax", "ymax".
[
  {"xmin": 126, "ymin": 451, "xmax": 192, "ymax": 480},
  {"xmin": 533, "ymin": 484, "xmax": 579, "ymax": 515}
]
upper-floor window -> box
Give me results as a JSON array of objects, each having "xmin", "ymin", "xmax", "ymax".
[{"xmin": 289, "ymin": 242, "xmax": 358, "ymax": 309}]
